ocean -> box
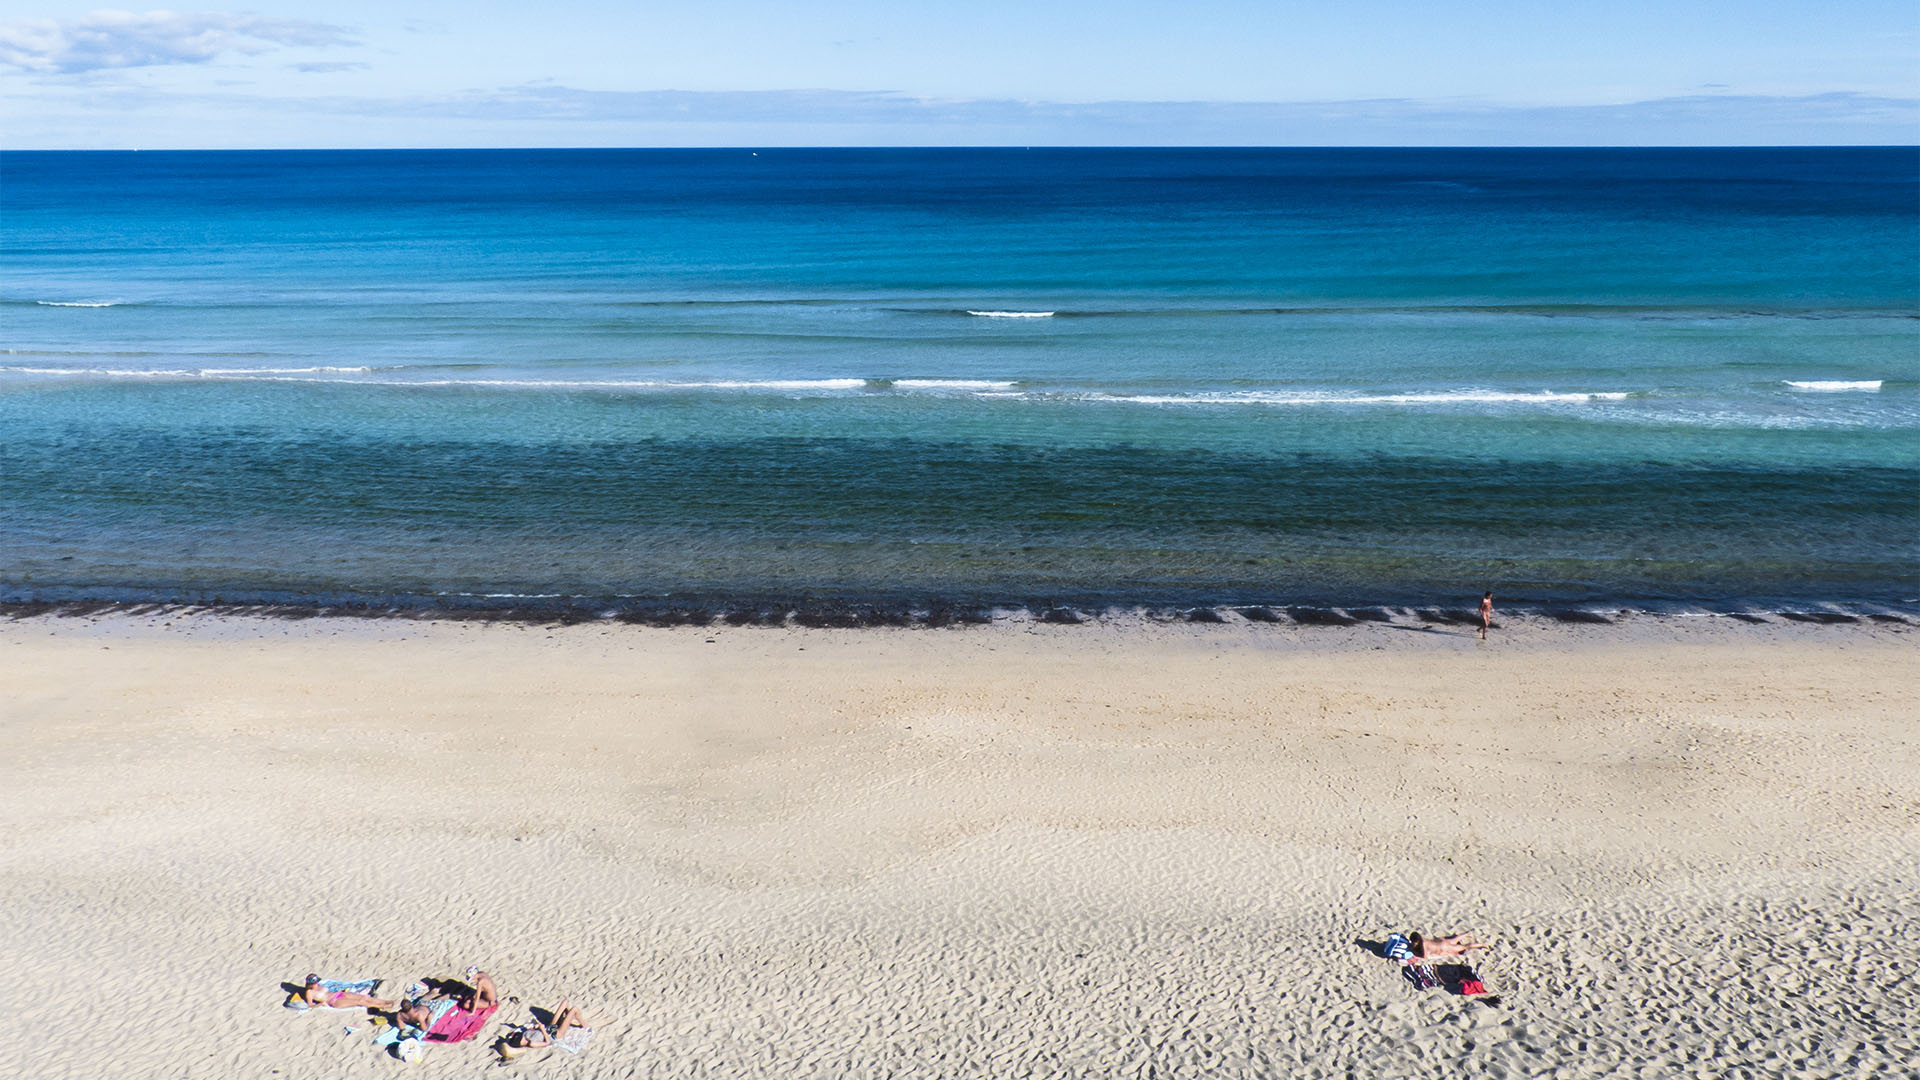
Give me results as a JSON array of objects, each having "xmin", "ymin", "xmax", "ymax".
[{"xmin": 3, "ymin": 148, "xmax": 1916, "ymax": 618}]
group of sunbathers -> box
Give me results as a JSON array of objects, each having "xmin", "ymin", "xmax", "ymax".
[{"xmin": 291, "ymin": 967, "xmax": 592, "ymax": 1062}]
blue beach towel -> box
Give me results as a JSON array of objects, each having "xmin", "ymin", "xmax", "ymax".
[
  {"xmin": 373, "ymin": 997, "xmax": 455, "ymax": 1046},
  {"xmin": 371, "ymin": 997, "xmax": 462, "ymax": 1064},
  {"xmin": 285, "ymin": 978, "xmax": 381, "ymax": 1010},
  {"xmin": 1383, "ymin": 934, "xmax": 1414, "ymax": 961},
  {"xmin": 422, "ymin": 998, "xmax": 459, "ymax": 1029},
  {"xmin": 1402, "ymin": 962, "xmax": 1441, "ymax": 991}
]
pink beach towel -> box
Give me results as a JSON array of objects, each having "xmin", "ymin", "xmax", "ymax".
[{"xmin": 425, "ymin": 1002, "xmax": 499, "ymax": 1044}]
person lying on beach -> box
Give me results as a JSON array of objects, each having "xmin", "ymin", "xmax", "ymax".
[
  {"xmin": 294, "ymin": 974, "xmax": 395, "ymax": 1011},
  {"xmin": 496, "ymin": 1001, "xmax": 592, "ymax": 1059},
  {"xmin": 391, "ymin": 998, "xmax": 436, "ymax": 1032},
  {"xmin": 1410, "ymin": 932, "xmax": 1489, "ymax": 959}
]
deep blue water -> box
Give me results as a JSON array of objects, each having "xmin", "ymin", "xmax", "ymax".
[{"xmin": 3, "ymin": 148, "xmax": 1916, "ymax": 614}]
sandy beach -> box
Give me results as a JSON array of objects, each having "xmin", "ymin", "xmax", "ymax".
[{"xmin": 2, "ymin": 611, "xmax": 1915, "ymax": 1078}]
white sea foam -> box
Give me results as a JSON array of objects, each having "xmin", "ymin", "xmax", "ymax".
[
  {"xmin": 5, "ymin": 366, "xmax": 202, "ymax": 378},
  {"xmin": 966, "ymin": 310, "xmax": 1055, "ymax": 318},
  {"xmin": 0, "ymin": 368, "xmax": 1657, "ymax": 409},
  {"xmin": 1095, "ymin": 389, "xmax": 1636, "ymax": 406},
  {"xmin": 685, "ymin": 378, "xmax": 867, "ymax": 390},
  {"xmin": 3, "ymin": 365, "xmax": 371, "ymax": 378},
  {"xmin": 0, "ymin": 369, "xmax": 865, "ymax": 391},
  {"xmin": 363, "ymin": 377, "xmax": 873, "ymax": 392},
  {"xmin": 198, "ymin": 366, "xmax": 372, "ymax": 376},
  {"xmin": 891, "ymin": 379, "xmax": 1020, "ymax": 390},
  {"xmin": 34, "ymin": 300, "xmax": 123, "ymax": 307},
  {"xmin": 1784, "ymin": 380, "xmax": 1882, "ymax": 392}
]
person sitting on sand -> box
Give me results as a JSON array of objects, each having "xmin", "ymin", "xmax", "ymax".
[
  {"xmin": 457, "ymin": 968, "xmax": 499, "ymax": 1013},
  {"xmin": 1410, "ymin": 931, "xmax": 1489, "ymax": 959},
  {"xmin": 295, "ymin": 974, "xmax": 395, "ymax": 1011},
  {"xmin": 390, "ymin": 969, "xmax": 499, "ymax": 1033},
  {"xmin": 496, "ymin": 1000, "xmax": 592, "ymax": 1059}
]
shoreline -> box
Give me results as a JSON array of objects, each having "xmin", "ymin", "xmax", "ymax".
[{"xmin": 3, "ymin": 593, "xmax": 1914, "ymax": 631}]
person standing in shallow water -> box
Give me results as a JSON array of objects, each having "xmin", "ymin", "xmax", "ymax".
[{"xmin": 1479, "ymin": 591, "xmax": 1494, "ymax": 638}]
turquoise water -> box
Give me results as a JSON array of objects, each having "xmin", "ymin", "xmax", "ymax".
[{"xmin": 3, "ymin": 148, "xmax": 1916, "ymax": 613}]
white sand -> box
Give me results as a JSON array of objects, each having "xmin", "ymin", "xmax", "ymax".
[{"xmin": 1, "ymin": 613, "xmax": 1915, "ymax": 1078}]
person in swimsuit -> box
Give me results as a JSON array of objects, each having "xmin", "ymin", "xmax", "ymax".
[
  {"xmin": 295, "ymin": 974, "xmax": 395, "ymax": 1011},
  {"xmin": 392, "ymin": 998, "xmax": 435, "ymax": 1031},
  {"xmin": 1410, "ymin": 931, "xmax": 1490, "ymax": 959},
  {"xmin": 458, "ymin": 969, "xmax": 500, "ymax": 1013},
  {"xmin": 1479, "ymin": 591, "xmax": 1494, "ymax": 638},
  {"xmin": 392, "ymin": 969, "xmax": 499, "ymax": 1032},
  {"xmin": 496, "ymin": 1000, "xmax": 591, "ymax": 1060}
]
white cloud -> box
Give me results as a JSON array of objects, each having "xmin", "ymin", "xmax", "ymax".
[
  {"xmin": 291, "ymin": 61, "xmax": 368, "ymax": 74},
  {"xmin": 0, "ymin": 10, "xmax": 356, "ymax": 74}
]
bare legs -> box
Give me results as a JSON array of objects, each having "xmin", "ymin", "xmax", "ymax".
[
  {"xmin": 324, "ymin": 989, "xmax": 396, "ymax": 1010},
  {"xmin": 550, "ymin": 1000, "xmax": 587, "ymax": 1040},
  {"xmin": 496, "ymin": 1000, "xmax": 589, "ymax": 1060},
  {"xmin": 1423, "ymin": 933, "xmax": 1489, "ymax": 957}
]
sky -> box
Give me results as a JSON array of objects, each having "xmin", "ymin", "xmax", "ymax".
[{"xmin": 0, "ymin": 2, "xmax": 1915, "ymax": 147}]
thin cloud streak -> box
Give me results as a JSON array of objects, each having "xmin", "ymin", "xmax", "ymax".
[
  {"xmin": 307, "ymin": 86, "xmax": 1920, "ymax": 144},
  {"xmin": 2, "ymin": 83, "xmax": 1914, "ymax": 147},
  {"xmin": 0, "ymin": 10, "xmax": 356, "ymax": 74}
]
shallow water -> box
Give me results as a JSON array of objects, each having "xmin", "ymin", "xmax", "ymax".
[{"xmin": 4, "ymin": 148, "xmax": 1916, "ymax": 610}]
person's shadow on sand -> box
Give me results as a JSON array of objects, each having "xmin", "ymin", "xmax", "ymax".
[
  {"xmin": 419, "ymin": 975, "xmax": 518, "ymax": 1008},
  {"xmin": 1355, "ymin": 938, "xmax": 1504, "ymax": 1006},
  {"xmin": 421, "ymin": 976, "xmax": 469, "ymax": 1000}
]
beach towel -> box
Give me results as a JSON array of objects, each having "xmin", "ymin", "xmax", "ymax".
[
  {"xmin": 1401, "ymin": 962, "xmax": 1440, "ymax": 991},
  {"xmin": 553, "ymin": 1025, "xmax": 594, "ymax": 1055},
  {"xmin": 374, "ymin": 996, "xmax": 455, "ymax": 1049},
  {"xmin": 1382, "ymin": 934, "xmax": 1414, "ymax": 961},
  {"xmin": 285, "ymin": 978, "xmax": 380, "ymax": 1010},
  {"xmin": 505, "ymin": 1020, "xmax": 596, "ymax": 1056},
  {"xmin": 369, "ymin": 1026, "xmax": 426, "ymax": 1063},
  {"xmin": 425, "ymin": 1001, "xmax": 498, "ymax": 1044}
]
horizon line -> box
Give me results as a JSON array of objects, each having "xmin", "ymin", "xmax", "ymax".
[{"xmin": 7, "ymin": 143, "xmax": 1917, "ymax": 152}]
